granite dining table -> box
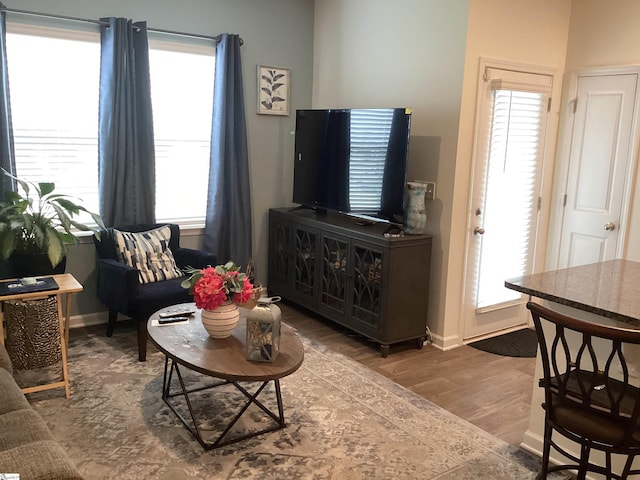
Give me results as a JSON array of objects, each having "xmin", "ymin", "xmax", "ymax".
[{"xmin": 505, "ymin": 259, "xmax": 640, "ymax": 473}]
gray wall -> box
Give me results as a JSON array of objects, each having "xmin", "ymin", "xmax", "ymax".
[
  {"xmin": 312, "ymin": 0, "xmax": 470, "ymax": 343},
  {"xmin": 8, "ymin": 0, "xmax": 315, "ymax": 322}
]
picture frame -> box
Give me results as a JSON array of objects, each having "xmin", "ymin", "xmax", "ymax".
[{"xmin": 257, "ymin": 65, "xmax": 290, "ymax": 116}]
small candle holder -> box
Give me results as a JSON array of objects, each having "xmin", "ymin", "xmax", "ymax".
[{"xmin": 246, "ymin": 296, "xmax": 281, "ymax": 362}]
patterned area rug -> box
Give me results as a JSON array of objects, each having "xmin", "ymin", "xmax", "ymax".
[{"xmin": 20, "ymin": 322, "xmax": 552, "ymax": 479}]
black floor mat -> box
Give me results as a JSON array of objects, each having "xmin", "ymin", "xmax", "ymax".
[{"xmin": 468, "ymin": 328, "xmax": 538, "ymax": 357}]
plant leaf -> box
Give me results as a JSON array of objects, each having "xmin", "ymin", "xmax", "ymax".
[
  {"xmin": 227, "ymin": 261, "xmax": 239, "ymax": 272},
  {"xmin": 273, "ymin": 74, "xmax": 285, "ymax": 81},
  {"xmin": 45, "ymin": 227, "xmax": 65, "ymax": 266},
  {"xmin": 4, "ymin": 191, "xmax": 21, "ymax": 202},
  {"xmin": 90, "ymin": 212, "xmax": 106, "ymax": 230},
  {"xmin": 14, "ymin": 177, "xmax": 30, "ymax": 199},
  {"xmin": 51, "ymin": 204, "xmax": 72, "ymax": 233},
  {"xmin": 0, "ymin": 229, "xmax": 15, "ymax": 260},
  {"xmin": 30, "ymin": 220, "xmax": 47, "ymax": 250},
  {"xmin": 52, "ymin": 198, "xmax": 82, "ymax": 215},
  {"xmin": 38, "ymin": 182, "xmax": 55, "ymax": 196}
]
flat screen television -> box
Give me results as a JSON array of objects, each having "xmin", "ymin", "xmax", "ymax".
[{"xmin": 293, "ymin": 108, "xmax": 412, "ymax": 224}]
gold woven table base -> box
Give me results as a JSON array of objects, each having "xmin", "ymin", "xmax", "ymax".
[{"xmin": 4, "ymin": 296, "xmax": 61, "ymax": 370}]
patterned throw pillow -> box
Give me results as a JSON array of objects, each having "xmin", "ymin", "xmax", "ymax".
[{"xmin": 112, "ymin": 226, "xmax": 184, "ymax": 284}]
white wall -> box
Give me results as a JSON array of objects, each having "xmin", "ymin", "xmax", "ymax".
[
  {"xmin": 6, "ymin": 0, "xmax": 315, "ymax": 316},
  {"xmin": 313, "ymin": 0, "xmax": 470, "ymax": 343}
]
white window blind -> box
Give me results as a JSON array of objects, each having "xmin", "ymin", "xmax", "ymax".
[
  {"xmin": 148, "ymin": 37, "xmax": 215, "ymax": 224},
  {"xmin": 476, "ymin": 77, "xmax": 549, "ymax": 310},
  {"xmin": 6, "ymin": 25, "xmax": 101, "ymax": 225},
  {"xmin": 349, "ymin": 109, "xmax": 394, "ymax": 211}
]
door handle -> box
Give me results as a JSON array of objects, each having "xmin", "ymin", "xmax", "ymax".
[
  {"xmin": 604, "ymin": 222, "xmax": 616, "ymax": 231},
  {"xmin": 473, "ymin": 227, "xmax": 485, "ymax": 235}
]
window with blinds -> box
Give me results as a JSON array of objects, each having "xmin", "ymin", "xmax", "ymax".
[
  {"xmin": 6, "ymin": 27, "xmax": 101, "ymax": 225},
  {"xmin": 475, "ymin": 79, "xmax": 549, "ymax": 310},
  {"xmin": 6, "ymin": 23, "xmax": 215, "ymax": 226},
  {"xmin": 348, "ymin": 109, "xmax": 394, "ymax": 211},
  {"xmin": 148, "ymin": 37, "xmax": 215, "ymax": 224}
]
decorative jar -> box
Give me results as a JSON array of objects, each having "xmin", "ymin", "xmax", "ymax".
[
  {"xmin": 200, "ymin": 301, "xmax": 240, "ymax": 338},
  {"xmin": 404, "ymin": 181, "xmax": 427, "ymax": 234},
  {"xmin": 246, "ymin": 296, "xmax": 282, "ymax": 362}
]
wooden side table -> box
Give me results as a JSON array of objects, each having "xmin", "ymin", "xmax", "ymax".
[{"xmin": 0, "ymin": 273, "xmax": 83, "ymax": 398}]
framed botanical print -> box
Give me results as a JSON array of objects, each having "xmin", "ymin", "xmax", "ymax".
[{"xmin": 257, "ymin": 65, "xmax": 290, "ymax": 115}]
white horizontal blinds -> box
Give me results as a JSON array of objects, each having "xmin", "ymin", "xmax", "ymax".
[
  {"xmin": 475, "ymin": 67, "xmax": 550, "ymax": 310},
  {"xmin": 349, "ymin": 108, "xmax": 394, "ymax": 212},
  {"xmin": 6, "ymin": 24, "xmax": 101, "ymax": 224},
  {"xmin": 148, "ymin": 36, "xmax": 215, "ymax": 223}
]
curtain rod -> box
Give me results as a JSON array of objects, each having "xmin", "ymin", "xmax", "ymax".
[{"xmin": 0, "ymin": 6, "xmax": 243, "ymax": 45}]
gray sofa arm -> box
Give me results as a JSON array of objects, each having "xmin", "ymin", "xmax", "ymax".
[{"xmin": 0, "ymin": 346, "xmax": 84, "ymax": 479}]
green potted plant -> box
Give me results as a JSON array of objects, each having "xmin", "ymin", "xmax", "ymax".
[{"xmin": 0, "ymin": 170, "xmax": 105, "ymax": 278}]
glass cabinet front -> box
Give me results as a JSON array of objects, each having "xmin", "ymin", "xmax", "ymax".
[
  {"xmin": 351, "ymin": 245, "xmax": 383, "ymax": 329},
  {"xmin": 320, "ymin": 235, "xmax": 348, "ymax": 314},
  {"xmin": 294, "ymin": 227, "xmax": 317, "ymax": 300}
]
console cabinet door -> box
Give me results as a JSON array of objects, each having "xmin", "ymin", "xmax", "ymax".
[
  {"xmin": 268, "ymin": 215, "xmax": 292, "ymax": 297},
  {"xmin": 318, "ymin": 232, "xmax": 350, "ymax": 319},
  {"xmin": 291, "ymin": 225, "xmax": 320, "ymax": 304},
  {"xmin": 349, "ymin": 243, "xmax": 384, "ymax": 333}
]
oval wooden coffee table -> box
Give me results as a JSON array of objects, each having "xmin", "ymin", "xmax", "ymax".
[{"xmin": 147, "ymin": 302, "xmax": 304, "ymax": 450}]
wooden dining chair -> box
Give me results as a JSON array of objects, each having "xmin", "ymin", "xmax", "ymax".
[{"xmin": 527, "ymin": 301, "xmax": 640, "ymax": 480}]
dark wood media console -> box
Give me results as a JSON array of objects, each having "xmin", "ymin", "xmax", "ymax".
[{"xmin": 268, "ymin": 207, "xmax": 432, "ymax": 356}]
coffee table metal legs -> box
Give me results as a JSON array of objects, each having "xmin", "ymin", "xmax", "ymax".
[{"xmin": 161, "ymin": 357, "xmax": 286, "ymax": 450}]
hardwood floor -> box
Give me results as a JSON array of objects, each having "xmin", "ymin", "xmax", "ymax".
[{"xmin": 280, "ymin": 301, "xmax": 536, "ymax": 447}]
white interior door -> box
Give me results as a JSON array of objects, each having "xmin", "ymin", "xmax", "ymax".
[
  {"xmin": 556, "ymin": 72, "xmax": 638, "ymax": 268},
  {"xmin": 463, "ymin": 61, "xmax": 554, "ymax": 340}
]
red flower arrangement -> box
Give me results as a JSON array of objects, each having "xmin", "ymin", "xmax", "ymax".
[{"xmin": 181, "ymin": 261, "xmax": 254, "ymax": 310}]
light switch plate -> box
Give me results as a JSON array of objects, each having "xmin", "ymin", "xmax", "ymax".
[{"xmin": 424, "ymin": 181, "xmax": 436, "ymax": 200}]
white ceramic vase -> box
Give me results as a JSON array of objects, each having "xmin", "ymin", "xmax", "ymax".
[{"xmin": 200, "ymin": 301, "xmax": 240, "ymax": 338}]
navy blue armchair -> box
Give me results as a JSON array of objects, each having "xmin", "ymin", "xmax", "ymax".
[{"xmin": 93, "ymin": 223, "xmax": 216, "ymax": 361}]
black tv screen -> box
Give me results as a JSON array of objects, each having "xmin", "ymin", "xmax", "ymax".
[{"xmin": 293, "ymin": 108, "xmax": 411, "ymax": 224}]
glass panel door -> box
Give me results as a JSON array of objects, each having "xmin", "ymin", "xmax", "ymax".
[
  {"xmin": 463, "ymin": 62, "xmax": 553, "ymax": 339},
  {"xmin": 476, "ymin": 89, "xmax": 546, "ymax": 310}
]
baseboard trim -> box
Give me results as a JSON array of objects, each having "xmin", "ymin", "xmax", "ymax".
[
  {"xmin": 429, "ymin": 332, "xmax": 461, "ymax": 351},
  {"xmin": 463, "ymin": 324, "xmax": 529, "ymax": 345},
  {"xmin": 521, "ymin": 430, "xmax": 543, "ymax": 458},
  {"xmin": 69, "ymin": 311, "xmax": 108, "ymax": 329}
]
